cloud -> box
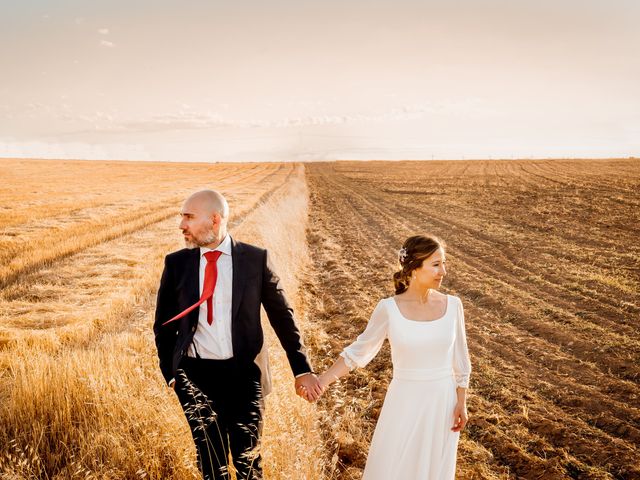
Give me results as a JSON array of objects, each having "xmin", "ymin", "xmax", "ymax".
[
  {"xmin": 0, "ymin": 139, "xmax": 150, "ymax": 161},
  {"xmin": 100, "ymin": 40, "xmax": 115, "ymax": 48},
  {"xmin": 7, "ymin": 99, "xmax": 500, "ymax": 142},
  {"xmin": 98, "ymin": 28, "xmax": 110, "ymax": 35},
  {"xmin": 116, "ymin": 105, "xmax": 435, "ymax": 132}
]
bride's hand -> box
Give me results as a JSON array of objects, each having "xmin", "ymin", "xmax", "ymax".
[
  {"xmin": 451, "ymin": 401, "xmax": 468, "ymax": 432},
  {"xmin": 295, "ymin": 373, "xmax": 324, "ymax": 402},
  {"xmin": 317, "ymin": 373, "xmax": 331, "ymax": 390},
  {"xmin": 312, "ymin": 356, "xmax": 349, "ymax": 399}
]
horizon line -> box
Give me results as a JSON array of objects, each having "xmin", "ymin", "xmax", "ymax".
[{"xmin": 1, "ymin": 156, "xmax": 638, "ymax": 165}]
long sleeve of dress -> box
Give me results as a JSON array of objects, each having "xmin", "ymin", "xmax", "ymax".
[
  {"xmin": 453, "ymin": 297, "xmax": 472, "ymax": 388},
  {"xmin": 340, "ymin": 299, "xmax": 389, "ymax": 370}
]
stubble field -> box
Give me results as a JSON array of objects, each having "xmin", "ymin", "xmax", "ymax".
[
  {"xmin": 0, "ymin": 157, "xmax": 638, "ymax": 479},
  {"xmin": 0, "ymin": 158, "xmax": 323, "ymax": 479}
]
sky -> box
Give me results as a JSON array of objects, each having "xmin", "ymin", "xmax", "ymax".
[{"xmin": 1, "ymin": 0, "xmax": 639, "ymax": 162}]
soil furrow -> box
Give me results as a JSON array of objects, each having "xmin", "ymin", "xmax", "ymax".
[
  {"xmin": 305, "ymin": 160, "xmax": 639, "ymax": 480},
  {"xmin": 314, "ymin": 169, "xmax": 640, "ymax": 384}
]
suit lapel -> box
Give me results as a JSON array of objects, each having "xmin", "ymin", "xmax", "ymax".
[
  {"xmin": 186, "ymin": 248, "xmax": 200, "ymax": 325},
  {"xmin": 231, "ymin": 237, "xmax": 245, "ymax": 322}
]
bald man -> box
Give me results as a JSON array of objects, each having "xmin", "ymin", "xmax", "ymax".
[{"xmin": 153, "ymin": 190, "xmax": 322, "ymax": 480}]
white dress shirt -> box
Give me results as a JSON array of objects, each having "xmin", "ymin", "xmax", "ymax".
[{"xmin": 187, "ymin": 234, "xmax": 234, "ymax": 359}]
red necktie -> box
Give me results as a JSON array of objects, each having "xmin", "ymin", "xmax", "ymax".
[{"xmin": 162, "ymin": 250, "xmax": 223, "ymax": 326}]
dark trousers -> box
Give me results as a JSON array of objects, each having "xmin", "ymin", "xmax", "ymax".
[{"xmin": 175, "ymin": 356, "xmax": 263, "ymax": 480}]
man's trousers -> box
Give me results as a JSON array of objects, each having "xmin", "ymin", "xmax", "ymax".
[{"xmin": 175, "ymin": 356, "xmax": 263, "ymax": 480}]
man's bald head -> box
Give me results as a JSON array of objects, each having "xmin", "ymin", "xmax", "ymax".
[
  {"xmin": 185, "ymin": 190, "xmax": 229, "ymax": 219},
  {"xmin": 179, "ymin": 190, "xmax": 229, "ymax": 249}
]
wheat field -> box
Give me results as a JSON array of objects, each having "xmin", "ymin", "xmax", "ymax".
[
  {"xmin": 0, "ymin": 158, "xmax": 638, "ymax": 479},
  {"xmin": 0, "ymin": 159, "xmax": 323, "ymax": 479}
]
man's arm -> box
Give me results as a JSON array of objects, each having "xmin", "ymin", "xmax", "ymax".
[
  {"xmin": 153, "ymin": 255, "xmax": 179, "ymax": 386},
  {"xmin": 260, "ymin": 249, "xmax": 313, "ymax": 376}
]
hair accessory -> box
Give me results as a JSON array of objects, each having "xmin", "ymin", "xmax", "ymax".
[{"xmin": 398, "ymin": 247, "xmax": 408, "ymax": 263}]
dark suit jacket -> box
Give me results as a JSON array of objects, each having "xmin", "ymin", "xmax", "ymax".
[{"xmin": 153, "ymin": 237, "xmax": 312, "ymax": 386}]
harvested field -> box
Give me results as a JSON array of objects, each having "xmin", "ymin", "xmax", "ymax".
[
  {"xmin": 303, "ymin": 159, "xmax": 640, "ymax": 480},
  {"xmin": 1, "ymin": 157, "xmax": 638, "ymax": 479},
  {"xmin": 0, "ymin": 159, "xmax": 323, "ymax": 479}
]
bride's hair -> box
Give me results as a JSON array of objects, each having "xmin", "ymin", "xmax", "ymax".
[{"xmin": 393, "ymin": 235, "xmax": 445, "ymax": 294}]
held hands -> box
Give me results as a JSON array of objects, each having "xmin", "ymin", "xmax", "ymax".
[
  {"xmin": 296, "ymin": 357, "xmax": 349, "ymax": 402},
  {"xmin": 295, "ymin": 373, "xmax": 324, "ymax": 402},
  {"xmin": 451, "ymin": 401, "xmax": 468, "ymax": 432}
]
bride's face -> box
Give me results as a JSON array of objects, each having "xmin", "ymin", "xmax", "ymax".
[{"xmin": 411, "ymin": 247, "xmax": 447, "ymax": 289}]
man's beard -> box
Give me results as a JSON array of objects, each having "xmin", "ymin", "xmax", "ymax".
[{"xmin": 185, "ymin": 228, "xmax": 217, "ymax": 248}]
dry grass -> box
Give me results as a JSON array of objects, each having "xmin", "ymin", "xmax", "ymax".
[
  {"xmin": 0, "ymin": 159, "xmax": 284, "ymax": 288},
  {"xmin": 0, "ymin": 159, "xmax": 322, "ymax": 479}
]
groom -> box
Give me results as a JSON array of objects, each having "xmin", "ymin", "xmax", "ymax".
[{"xmin": 153, "ymin": 190, "xmax": 322, "ymax": 480}]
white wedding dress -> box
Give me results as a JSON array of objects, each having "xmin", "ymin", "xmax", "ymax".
[{"xmin": 341, "ymin": 295, "xmax": 471, "ymax": 480}]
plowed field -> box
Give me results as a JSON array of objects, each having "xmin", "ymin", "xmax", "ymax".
[{"xmin": 303, "ymin": 159, "xmax": 640, "ymax": 479}]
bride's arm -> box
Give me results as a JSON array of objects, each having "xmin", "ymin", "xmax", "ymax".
[
  {"xmin": 453, "ymin": 298, "xmax": 471, "ymax": 388},
  {"xmin": 318, "ymin": 356, "xmax": 351, "ymax": 389},
  {"xmin": 314, "ymin": 299, "xmax": 389, "ymax": 395},
  {"xmin": 452, "ymin": 297, "xmax": 471, "ymax": 432}
]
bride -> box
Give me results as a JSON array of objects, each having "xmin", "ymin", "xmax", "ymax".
[{"xmin": 314, "ymin": 235, "xmax": 471, "ymax": 479}]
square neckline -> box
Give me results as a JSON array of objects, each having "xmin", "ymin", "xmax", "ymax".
[{"xmin": 391, "ymin": 295, "xmax": 450, "ymax": 323}]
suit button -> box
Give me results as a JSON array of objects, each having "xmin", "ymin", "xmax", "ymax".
[{"xmin": 191, "ymin": 326, "xmax": 196, "ymax": 332}]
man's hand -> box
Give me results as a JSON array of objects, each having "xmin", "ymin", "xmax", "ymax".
[{"xmin": 295, "ymin": 373, "xmax": 324, "ymax": 402}]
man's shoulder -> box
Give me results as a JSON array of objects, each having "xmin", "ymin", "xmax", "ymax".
[
  {"xmin": 234, "ymin": 240, "xmax": 266, "ymax": 257},
  {"xmin": 165, "ymin": 248, "xmax": 197, "ymax": 263}
]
